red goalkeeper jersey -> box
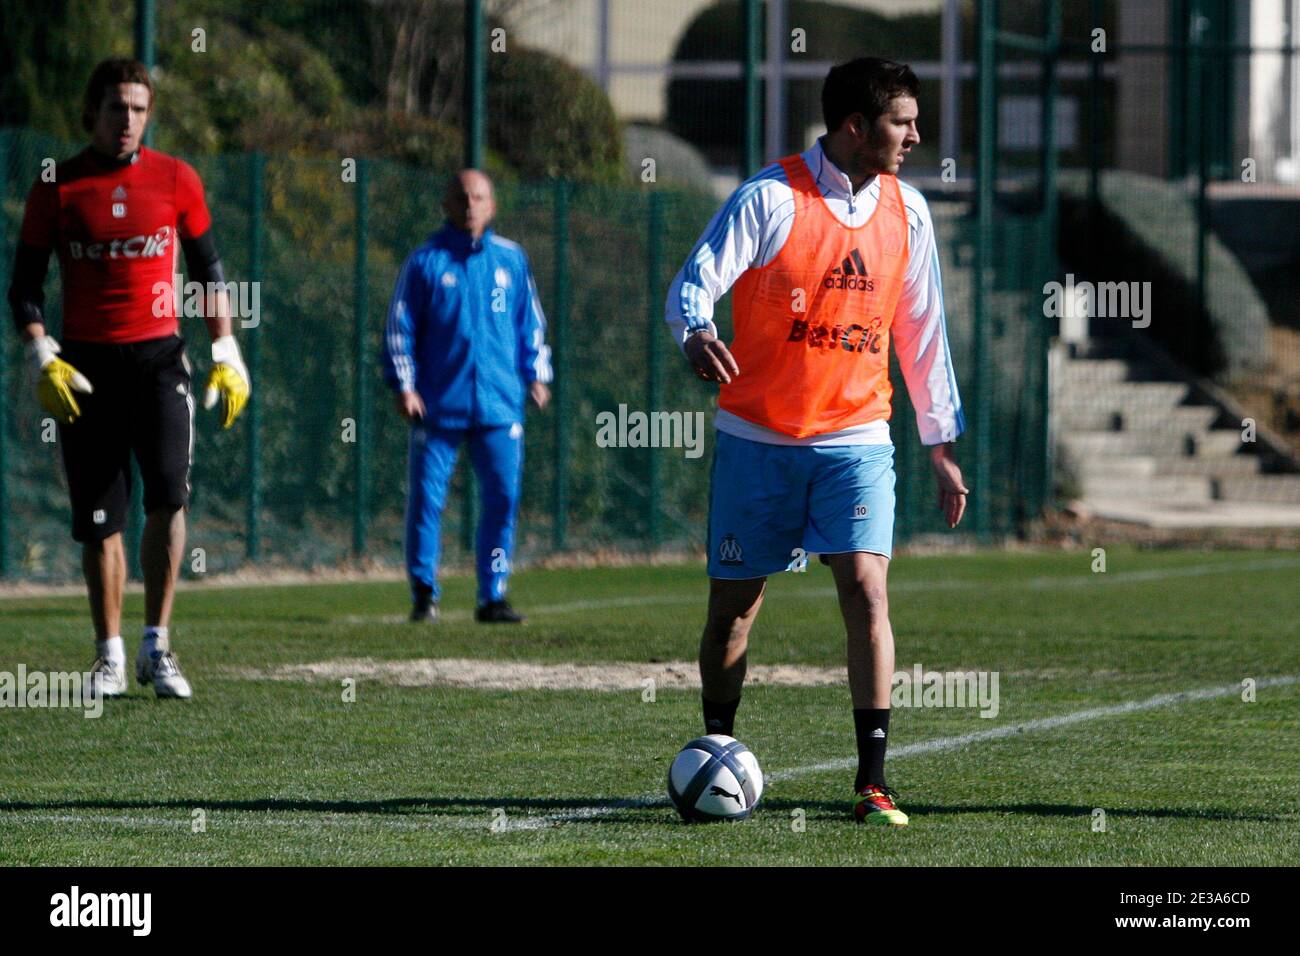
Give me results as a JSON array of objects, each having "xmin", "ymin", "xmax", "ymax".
[{"xmin": 18, "ymin": 146, "xmax": 212, "ymax": 344}]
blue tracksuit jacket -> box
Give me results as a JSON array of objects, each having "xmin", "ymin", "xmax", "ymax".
[
  {"xmin": 382, "ymin": 223, "xmax": 552, "ymax": 426},
  {"xmin": 381, "ymin": 223, "xmax": 551, "ymax": 604}
]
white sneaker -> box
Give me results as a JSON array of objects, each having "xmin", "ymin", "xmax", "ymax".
[
  {"xmin": 136, "ymin": 648, "xmax": 192, "ymax": 699},
  {"xmin": 90, "ymin": 656, "xmax": 128, "ymax": 698}
]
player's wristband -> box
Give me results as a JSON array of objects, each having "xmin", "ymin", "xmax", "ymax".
[
  {"xmin": 211, "ymin": 334, "xmax": 242, "ymax": 366},
  {"xmin": 24, "ymin": 334, "xmax": 60, "ymax": 371}
]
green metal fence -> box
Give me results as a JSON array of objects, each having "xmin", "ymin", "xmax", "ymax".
[
  {"xmin": 9, "ymin": 0, "xmax": 1298, "ymax": 583},
  {"xmin": 0, "ymin": 0, "xmax": 1073, "ymax": 580},
  {"xmin": 960, "ymin": 0, "xmax": 1300, "ymax": 516},
  {"xmin": 967, "ymin": 0, "xmax": 1059, "ymax": 541},
  {"xmin": 0, "ymin": 129, "xmax": 729, "ymax": 580},
  {"xmin": 0, "ymin": 117, "xmax": 1056, "ymax": 581},
  {"xmin": 1054, "ymin": 1, "xmax": 1298, "ymax": 430}
]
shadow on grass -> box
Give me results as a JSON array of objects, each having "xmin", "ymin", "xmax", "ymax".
[
  {"xmin": 0, "ymin": 796, "xmax": 1286, "ymax": 825},
  {"xmin": 0, "ymin": 796, "xmax": 661, "ymax": 824},
  {"xmin": 760, "ymin": 798, "xmax": 1287, "ymax": 824}
]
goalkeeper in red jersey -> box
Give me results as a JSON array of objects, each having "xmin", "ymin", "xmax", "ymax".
[{"xmin": 6, "ymin": 59, "xmax": 251, "ymax": 699}]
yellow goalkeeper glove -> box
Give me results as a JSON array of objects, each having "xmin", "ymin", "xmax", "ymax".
[
  {"xmin": 26, "ymin": 335, "xmax": 94, "ymax": 425},
  {"xmin": 203, "ymin": 335, "xmax": 251, "ymax": 429}
]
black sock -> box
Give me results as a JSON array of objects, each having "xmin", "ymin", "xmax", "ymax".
[
  {"xmin": 702, "ymin": 696, "xmax": 741, "ymax": 736},
  {"xmin": 853, "ymin": 708, "xmax": 890, "ymax": 791}
]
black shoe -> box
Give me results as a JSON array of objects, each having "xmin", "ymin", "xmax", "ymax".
[
  {"xmin": 410, "ymin": 586, "xmax": 439, "ymax": 623},
  {"xmin": 410, "ymin": 601, "xmax": 439, "ymax": 623},
  {"xmin": 475, "ymin": 599, "xmax": 525, "ymax": 624}
]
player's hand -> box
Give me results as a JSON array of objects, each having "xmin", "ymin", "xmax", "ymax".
[
  {"xmin": 395, "ymin": 389, "xmax": 425, "ymax": 422},
  {"xmin": 930, "ymin": 442, "xmax": 969, "ymax": 529},
  {"xmin": 203, "ymin": 335, "xmax": 250, "ymax": 429},
  {"xmin": 528, "ymin": 380, "xmax": 550, "ymax": 410},
  {"xmin": 684, "ymin": 330, "xmax": 739, "ymax": 384},
  {"xmin": 27, "ymin": 335, "xmax": 93, "ymax": 425}
]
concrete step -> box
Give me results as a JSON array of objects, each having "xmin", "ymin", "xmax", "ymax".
[
  {"xmin": 1072, "ymin": 456, "xmax": 1158, "ymax": 479},
  {"xmin": 1191, "ymin": 431, "xmax": 1252, "ymax": 457},
  {"xmin": 1056, "ymin": 358, "xmax": 1170, "ymax": 386},
  {"xmin": 1216, "ymin": 475, "xmax": 1300, "ymax": 505},
  {"xmin": 1056, "ymin": 358, "xmax": 1140, "ymax": 384},
  {"xmin": 1082, "ymin": 498, "xmax": 1300, "ymax": 528},
  {"xmin": 1053, "ymin": 337, "xmax": 1300, "ymax": 527},
  {"xmin": 1073, "ymin": 454, "xmax": 1262, "ymax": 480},
  {"xmin": 1151, "ymin": 455, "xmax": 1261, "ymax": 478},
  {"xmin": 1058, "ymin": 337, "xmax": 1140, "ymax": 361},
  {"xmin": 1063, "ymin": 429, "xmax": 1247, "ymax": 458},
  {"xmin": 1055, "ymin": 405, "xmax": 1221, "ymax": 433},
  {"xmin": 1054, "ymin": 381, "xmax": 1190, "ymax": 410},
  {"xmin": 1132, "ymin": 405, "xmax": 1221, "ymax": 432},
  {"xmin": 1079, "ymin": 474, "xmax": 1212, "ymax": 501}
]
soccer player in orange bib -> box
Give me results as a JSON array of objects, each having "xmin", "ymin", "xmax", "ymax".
[{"xmin": 665, "ymin": 58, "xmax": 968, "ymax": 826}]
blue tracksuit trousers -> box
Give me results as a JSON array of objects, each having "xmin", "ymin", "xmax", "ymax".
[{"xmin": 405, "ymin": 422, "xmax": 523, "ymax": 604}]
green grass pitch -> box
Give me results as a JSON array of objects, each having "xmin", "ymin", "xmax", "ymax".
[{"xmin": 1, "ymin": 547, "xmax": 1297, "ymax": 865}]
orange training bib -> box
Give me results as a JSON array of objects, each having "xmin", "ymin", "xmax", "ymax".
[{"xmin": 720, "ymin": 154, "xmax": 910, "ymax": 438}]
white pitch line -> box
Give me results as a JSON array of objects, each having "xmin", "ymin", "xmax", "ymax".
[
  {"xmin": 5, "ymin": 677, "xmax": 1294, "ymax": 836},
  {"xmin": 767, "ymin": 675, "xmax": 1300, "ymax": 780},
  {"xmin": 333, "ymin": 556, "xmax": 1300, "ymax": 625},
  {"xmin": 1, "ymin": 811, "xmax": 496, "ymax": 833},
  {"xmin": 502, "ymin": 675, "xmax": 1300, "ymax": 830}
]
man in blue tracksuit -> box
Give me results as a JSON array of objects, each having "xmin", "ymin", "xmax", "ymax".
[{"xmin": 382, "ymin": 169, "xmax": 552, "ymax": 623}]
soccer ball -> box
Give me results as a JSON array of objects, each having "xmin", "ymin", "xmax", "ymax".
[{"xmin": 667, "ymin": 734, "xmax": 764, "ymax": 822}]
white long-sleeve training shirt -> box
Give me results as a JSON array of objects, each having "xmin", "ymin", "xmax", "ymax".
[{"xmin": 664, "ymin": 138, "xmax": 965, "ymax": 447}]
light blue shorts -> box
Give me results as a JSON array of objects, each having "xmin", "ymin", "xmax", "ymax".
[{"xmin": 707, "ymin": 431, "xmax": 896, "ymax": 578}]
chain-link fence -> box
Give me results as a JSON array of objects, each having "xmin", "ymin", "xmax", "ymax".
[
  {"xmin": 0, "ymin": 121, "xmax": 1057, "ymax": 582},
  {"xmin": 1055, "ymin": 0, "xmax": 1300, "ymax": 449},
  {"xmin": 0, "ymin": 0, "xmax": 1075, "ymax": 582}
]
